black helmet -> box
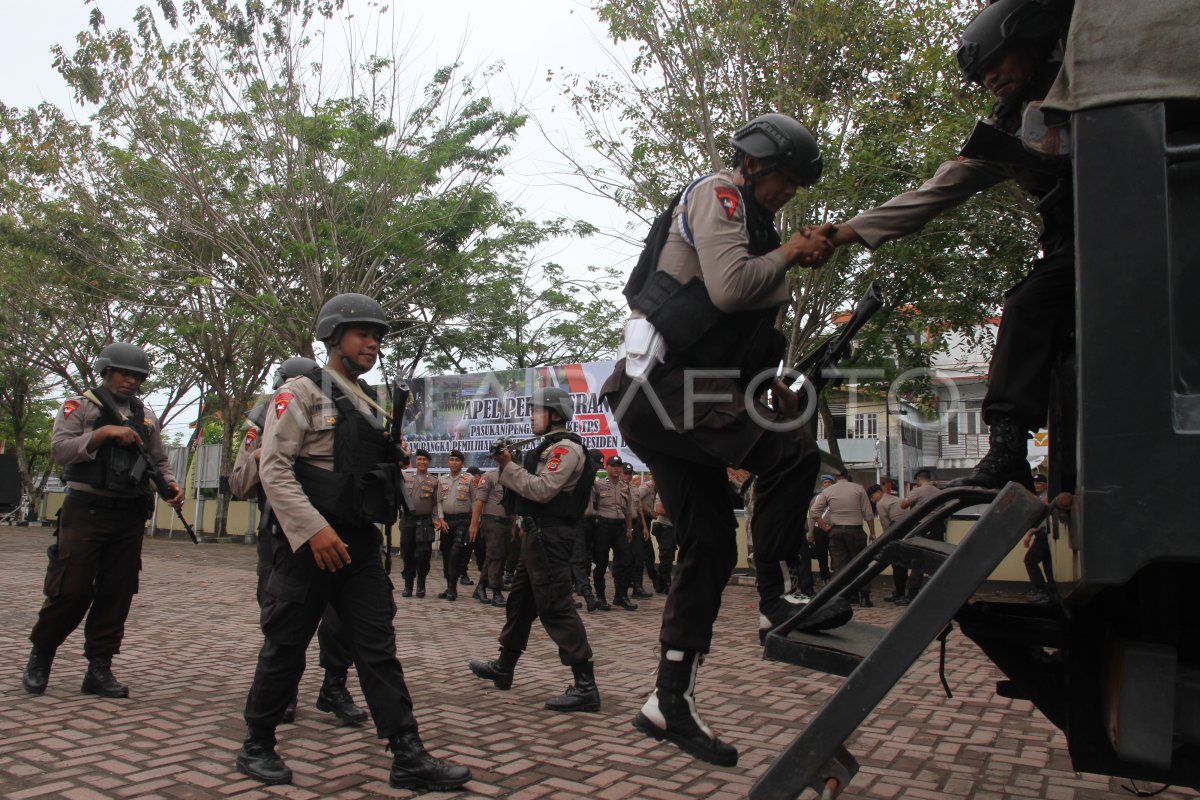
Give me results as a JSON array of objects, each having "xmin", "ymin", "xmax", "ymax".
[
  {"xmin": 272, "ymin": 356, "xmax": 319, "ymax": 390},
  {"xmin": 957, "ymin": 0, "xmax": 1068, "ymax": 85},
  {"xmin": 94, "ymin": 343, "xmax": 151, "ymax": 378},
  {"xmin": 245, "ymin": 401, "xmax": 268, "ymax": 430},
  {"xmin": 532, "ymin": 386, "xmax": 574, "ymax": 422},
  {"xmin": 731, "ymin": 113, "xmax": 823, "ymax": 186},
  {"xmin": 315, "ymin": 293, "xmax": 389, "ymax": 344}
]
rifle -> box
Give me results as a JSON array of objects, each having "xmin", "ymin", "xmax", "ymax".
[
  {"xmin": 793, "ymin": 282, "xmax": 886, "ymax": 433},
  {"xmin": 89, "ymin": 386, "xmax": 198, "ymax": 544},
  {"xmin": 385, "ymin": 378, "xmax": 414, "ymax": 572}
]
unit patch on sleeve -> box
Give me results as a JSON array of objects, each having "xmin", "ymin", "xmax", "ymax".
[
  {"xmin": 243, "ymin": 428, "xmax": 258, "ymax": 450},
  {"xmin": 274, "ymin": 392, "xmax": 295, "ymax": 419},
  {"xmin": 714, "ymin": 185, "xmax": 741, "ymax": 219},
  {"xmin": 62, "ymin": 399, "xmax": 80, "ymax": 418},
  {"xmin": 546, "ymin": 445, "xmax": 571, "ymax": 472}
]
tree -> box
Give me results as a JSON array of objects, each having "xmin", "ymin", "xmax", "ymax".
[{"xmin": 0, "ymin": 351, "xmax": 58, "ymax": 521}]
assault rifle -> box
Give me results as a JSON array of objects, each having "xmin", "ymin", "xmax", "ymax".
[
  {"xmin": 793, "ymin": 282, "xmax": 886, "ymax": 434},
  {"xmin": 384, "ymin": 378, "xmax": 414, "ymax": 572},
  {"xmin": 89, "ymin": 386, "xmax": 198, "ymax": 544}
]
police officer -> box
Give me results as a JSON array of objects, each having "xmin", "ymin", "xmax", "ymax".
[
  {"xmin": 468, "ymin": 465, "xmax": 512, "ymax": 606},
  {"xmin": 569, "ymin": 449, "xmax": 604, "ymax": 612},
  {"xmin": 236, "ymin": 293, "xmax": 469, "ymax": 791},
  {"xmin": 601, "ymin": 112, "xmax": 829, "ymax": 765},
  {"xmin": 400, "ymin": 449, "xmax": 440, "ymax": 598},
  {"xmin": 623, "ymin": 466, "xmax": 655, "ymax": 599},
  {"xmin": 868, "ymin": 483, "xmax": 910, "ymax": 604},
  {"xmin": 589, "ymin": 456, "xmax": 637, "ymax": 611},
  {"xmin": 649, "ymin": 488, "xmax": 676, "ymax": 594},
  {"xmin": 899, "ymin": 469, "xmax": 945, "ymax": 601},
  {"xmin": 229, "ymin": 356, "xmax": 368, "ymax": 725},
  {"xmin": 468, "ymin": 387, "xmax": 601, "ymax": 713},
  {"xmin": 634, "ymin": 471, "xmax": 658, "ymax": 595},
  {"xmin": 436, "ymin": 449, "xmax": 474, "ymax": 601},
  {"xmin": 22, "ymin": 343, "xmax": 185, "ymax": 698},
  {"xmin": 1023, "ymin": 473, "xmax": 1056, "ymax": 603},
  {"xmin": 810, "ymin": 472, "xmax": 877, "ymax": 606},
  {"xmin": 808, "ymin": 474, "xmax": 835, "ymax": 584},
  {"xmin": 824, "ymin": 0, "xmax": 1074, "ymax": 492}
]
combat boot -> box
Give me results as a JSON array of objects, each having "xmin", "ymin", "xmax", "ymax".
[
  {"xmin": 415, "ymin": 576, "xmax": 426, "ymax": 598},
  {"xmin": 401, "ymin": 578, "xmax": 413, "ymax": 598},
  {"xmin": 633, "ymin": 648, "xmax": 737, "ymax": 767},
  {"xmin": 594, "ymin": 598, "xmax": 612, "ymax": 611},
  {"xmin": 315, "ymin": 671, "xmax": 368, "ymax": 724},
  {"xmin": 236, "ymin": 731, "xmax": 292, "ymax": 785},
  {"xmin": 545, "ymin": 661, "xmax": 601, "ymax": 713},
  {"xmin": 472, "ymin": 582, "xmax": 488, "ymax": 604},
  {"xmin": 281, "ymin": 696, "xmax": 297, "ymax": 723},
  {"xmin": 387, "ymin": 730, "xmax": 471, "ymax": 790},
  {"xmin": 22, "ymin": 645, "xmax": 54, "ymax": 695},
  {"xmin": 584, "ymin": 593, "xmax": 599, "ymax": 613},
  {"xmin": 438, "ymin": 576, "xmax": 458, "ymax": 601},
  {"xmin": 632, "ymin": 584, "xmax": 654, "ymax": 599},
  {"xmin": 81, "ymin": 657, "xmax": 129, "ymax": 698},
  {"xmin": 491, "ymin": 589, "xmax": 506, "ymax": 607},
  {"xmin": 759, "ymin": 596, "xmax": 853, "ymax": 644},
  {"xmin": 468, "ymin": 648, "xmax": 519, "ymax": 690},
  {"xmin": 949, "ymin": 414, "xmax": 1036, "ymax": 492},
  {"xmin": 614, "ymin": 592, "xmax": 638, "ymax": 611},
  {"xmin": 460, "ymin": 573, "xmax": 474, "ymax": 586}
]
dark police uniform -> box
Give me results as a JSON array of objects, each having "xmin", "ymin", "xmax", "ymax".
[
  {"xmin": 498, "ymin": 432, "xmax": 595, "ymax": 664},
  {"xmin": 243, "ymin": 370, "xmax": 419, "ymax": 744},
  {"xmin": 400, "ymin": 468, "xmax": 440, "ymax": 594},
  {"xmin": 601, "ymin": 170, "xmax": 822, "ymax": 653},
  {"xmin": 29, "ymin": 389, "xmax": 174, "ymax": 672}
]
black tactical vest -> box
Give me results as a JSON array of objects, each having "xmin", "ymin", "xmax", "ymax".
[
  {"xmin": 293, "ymin": 370, "xmax": 397, "ymax": 526},
  {"xmin": 624, "ymin": 176, "xmax": 786, "ymax": 381},
  {"xmin": 512, "ymin": 431, "xmax": 595, "ymax": 522},
  {"xmin": 63, "ymin": 392, "xmax": 154, "ymax": 495}
]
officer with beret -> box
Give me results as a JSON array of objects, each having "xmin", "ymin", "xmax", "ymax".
[
  {"xmin": 468, "ymin": 387, "xmax": 601, "ymax": 713},
  {"xmin": 229, "ymin": 356, "xmax": 367, "ymax": 725},
  {"xmin": 589, "ymin": 455, "xmax": 638, "ymax": 611},
  {"xmin": 22, "ymin": 343, "xmax": 185, "ymax": 698},
  {"xmin": 236, "ymin": 293, "xmax": 469, "ymax": 791}
]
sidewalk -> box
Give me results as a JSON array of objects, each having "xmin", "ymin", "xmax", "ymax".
[{"xmin": 0, "ymin": 528, "xmax": 1191, "ymax": 799}]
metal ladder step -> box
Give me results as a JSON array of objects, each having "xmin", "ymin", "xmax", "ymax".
[{"xmin": 764, "ymin": 621, "xmax": 887, "ymax": 677}]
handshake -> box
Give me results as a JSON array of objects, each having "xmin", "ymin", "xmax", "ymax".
[{"xmin": 786, "ymin": 221, "xmax": 859, "ymax": 270}]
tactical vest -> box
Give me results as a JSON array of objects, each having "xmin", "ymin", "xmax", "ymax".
[
  {"xmin": 63, "ymin": 392, "xmax": 154, "ymax": 495},
  {"xmin": 293, "ymin": 369, "xmax": 397, "ymax": 526},
  {"xmin": 623, "ymin": 175, "xmax": 786, "ymax": 381},
  {"xmin": 512, "ymin": 431, "xmax": 595, "ymax": 522}
]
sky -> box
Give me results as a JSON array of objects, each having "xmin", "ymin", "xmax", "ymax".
[{"xmin": 2, "ymin": 0, "xmax": 646, "ymax": 437}]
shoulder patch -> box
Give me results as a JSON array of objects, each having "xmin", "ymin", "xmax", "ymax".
[
  {"xmin": 714, "ymin": 185, "xmax": 741, "ymax": 219},
  {"xmin": 274, "ymin": 392, "xmax": 295, "ymax": 418},
  {"xmin": 62, "ymin": 399, "xmax": 80, "ymax": 418},
  {"xmin": 243, "ymin": 428, "xmax": 258, "ymax": 450}
]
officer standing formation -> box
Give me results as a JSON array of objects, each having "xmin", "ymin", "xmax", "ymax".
[
  {"xmin": 468, "ymin": 387, "xmax": 601, "ymax": 714},
  {"xmin": 399, "ymin": 448, "xmax": 440, "ymax": 598},
  {"xmin": 809, "ymin": 471, "xmax": 877, "ymax": 607},
  {"xmin": 468, "ymin": 463, "xmax": 513, "ymax": 606},
  {"xmin": 236, "ymin": 293, "xmax": 469, "ymax": 791},
  {"xmin": 228, "ymin": 356, "xmax": 368, "ymax": 725},
  {"xmin": 22, "ymin": 343, "xmax": 185, "ymax": 699},
  {"xmin": 588, "ymin": 455, "xmax": 638, "ymax": 612},
  {"xmin": 436, "ymin": 449, "xmax": 475, "ymax": 601}
]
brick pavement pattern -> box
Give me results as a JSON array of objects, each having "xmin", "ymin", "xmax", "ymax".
[{"xmin": 1, "ymin": 528, "xmax": 1194, "ymax": 800}]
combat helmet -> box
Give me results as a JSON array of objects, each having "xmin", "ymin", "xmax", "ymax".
[
  {"xmin": 532, "ymin": 387, "xmax": 575, "ymax": 422},
  {"xmin": 94, "ymin": 343, "xmax": 151, "ymax": 378},
  {"xmin": 315, "ymin": 293, "xmax": 389, "ymax": 344},
  {"xmin": 957, "ymin": 0, "xmax": 1069, "ymax": 85},
  {"xmin": 731, "ymin": 113, "xmax": 823, "ymax": 186}
]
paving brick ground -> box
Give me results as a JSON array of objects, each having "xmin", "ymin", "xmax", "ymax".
[{"xmin": 0, "ymin": 527, "xmax": 1193, "ymax": 800}]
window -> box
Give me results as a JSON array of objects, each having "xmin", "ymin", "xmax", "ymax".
[
  {"xmin": 852, "ymin": 412, "xmax": 879, "ymax": 439},
  {"xmin": 947, "ymin": 413, "xmax": 959, "ymax": 445}
]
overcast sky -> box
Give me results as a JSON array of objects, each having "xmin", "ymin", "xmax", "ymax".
[{"xmin": 3, "ymin": 1, "xmax": 646, "ymax": 434}]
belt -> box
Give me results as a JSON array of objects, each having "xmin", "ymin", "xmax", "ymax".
[
  {"xmin": 404, "ymin": 514, "xmax": 433, "ymax": 523},
  {"xmin": 443, "ymin": 513, "xmax": 471, "ymax": 521},
  {"xmin": 481, "ymin": 514, "xmax": 511, "ymax": 523},
  {"xmin": 522, "ymin": 516, "xmax": 572, "ymax": 530},
  {"xmin": 831, "ymin": 523, "xmax": 865, "ymax": 532},
  {"xmin": 66, "ymin": 489, "xmax": 149, "ymax": 511}
]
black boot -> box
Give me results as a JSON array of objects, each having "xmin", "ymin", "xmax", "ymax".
[
  {"xmin": 472, "ymin": 582, "xmax": 488, "ymax": 604},
  {"xmin": 438, "ymin": 575, "xmax": 458, "ymax": 601},
  {"xmin": 949, "ymin": 414, "xmax": 1036, "ymax": 492},
  {"xmin": 316, "ymin": 671, "xmax": 369, "ymax": 724},
  {"xmin": 633, "ymin": 649, "xmax": 737, "ymax": 767},
  {"xmin": 614, "ymin": 592, "xmax": 638, "ymax": 611},
  {"xmin": 81, "ymin": 657, "xmax": 129, "ymax": 698},
  {"xmin": 388, "ymin": 730, "xmax": 471, "ymax": 790},
  {"xmin": 468, "ymin": 648, "xmax": 519, "ymax": 690},
  {"xmin": 759, "ymin": 596, "xmax": 854, "ymax": 644},
  {"xmin": 460, "ymin": 573, "xmax": 473, "ymax": 586},
  {"xmin": 22, "ymin": 645, "xmax": 54, "ymax": 695},
  {"xmin": 415, "ymin": 576, "xmax": 426, "ymax": 598},
  {"xmin": 860, "ymin": 591, "xmax": 873, "ymax": 608},
  {"xmin": 632, "ymin": 585, "xmax": 654, "ymax": 599},
  {"xmin": 491, "ymin": 589, "xmax": 506, "ymax": 607},
  {"xmin": 236, "ymin": 732, "xmax": 292, "ymax": 785},
  {"xmin": 584, "ymin": 592, "xmax": 598, "ymax": 613},
  {"xmin": 281, "ymin": 696, "xmax": 297, "ymax": 723},
  {"xmin": 545, "ymin": 661, "xmax": 601, "ymax": 713},
  {"xmin": 401, "ymin": 578, "xmax": 413, "ymax": 598}
]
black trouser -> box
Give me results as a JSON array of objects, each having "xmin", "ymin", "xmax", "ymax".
[
  {"xmin": 256, "ymin": 524, "xmax": 353, "ymax": 675},
  {"xmin": 906, "ymin": 521, "xmax": 947, "ymax": 598},
  {"xmin": 608, "ymin": 366, "xmax": 821, "ymax": 653},
  {"xmin": 569, "ymin": 519, "xmax": 595, "ymax": 598},
  {"xmin": 504, "ymin": 531, "xmax": 522, "ymax": 575},
  {"xmin": 592, "ymin": 519, "xmax": 632, "ymax": 600},
  {"xmin": 791, "ymin": 535, "xmax": 815, "ymax": 596},
  {"xmin": 983, "ymin": 253, "xmax": 1075, "ymax": 429},
  {"xmin": 400, "ymin": 515, "xmax": 434, "ymax": 581},
  {"xmin": 439, "ymin": 514, "xmax": 472, "ymax": 584},
  {"xmin": 810, "ymin": 524, "xmax": 831, "ymax": 581},
  {"xmin": 480, "ymin": 516, "xmax": 511, "ymax": 591},
  {"xmin": 245, "ymin": 521, "xmax": 416, "ymax": 740},
  {"xmin": 1024, "ymin": 530, "xmax": 1055, "ymax": 593},
  {"xmin": 650, "ymin": 522, "xmax": 676, "ymax": 591},
  {"xmin": 828, "ymin": 525, "xmax": 869, "ymax": 601},
  {"xmin": 498, "ymin": 521, "xmax": 592, "ymax": 665},
  {"xmin": 30, "ymin": 491, "xmax": 149, "ymax": 660},
  {"xmin": 629, "ymin": 516, "xmax": 648, "ymax": 588}
]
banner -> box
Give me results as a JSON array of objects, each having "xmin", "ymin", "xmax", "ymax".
[{"xmin": 398, "ymin": 361, "xmax": 646, "ymax": 471}]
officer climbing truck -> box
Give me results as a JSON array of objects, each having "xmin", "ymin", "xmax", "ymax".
[{"xmin": 751, "ymin": 1, "xmax": 1200, "ymax": 798}]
